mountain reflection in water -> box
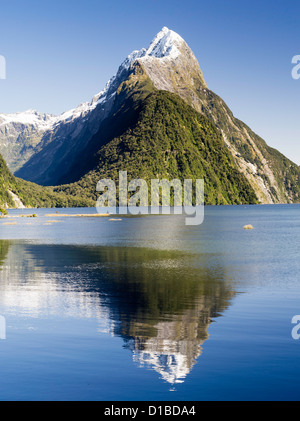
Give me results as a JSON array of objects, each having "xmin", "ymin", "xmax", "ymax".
[{"xmin": 0, "ymin": 240, "xmax": 236, "ymax": 385}]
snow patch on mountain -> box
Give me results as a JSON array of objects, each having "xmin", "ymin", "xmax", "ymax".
[
  {"xmin": 145, "ymin": 26, "xmax": 183, "ymax": 59},
  {"xmin": 0, "ymin": 110, "xmax": 56, "ymax": 131}
]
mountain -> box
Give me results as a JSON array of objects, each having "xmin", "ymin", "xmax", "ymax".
[
  {"xmin": 53, "ymin": 82, "xmax": 258, "ymax": 205},
  {"xmin": 3, "ymin": 27, "xmax": 300, "ymax": 204}
]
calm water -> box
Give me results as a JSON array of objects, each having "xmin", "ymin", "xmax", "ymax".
[{"xmin": 0, "ymin": 205, "xmax": 299, "ymax": 401}]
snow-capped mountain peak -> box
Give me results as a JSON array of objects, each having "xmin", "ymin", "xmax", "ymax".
[
  {"xmin": 117, "ymin": 27, "xmax": 184, "ymax": 69},
  {"xmin": 145, "ymin": 26, "xmax": 184, "ymax": 59}
]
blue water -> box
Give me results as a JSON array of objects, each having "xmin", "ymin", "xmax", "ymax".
[{"xmin": 0, "ymin": 205, "xmax": 299, "ymax": 401}]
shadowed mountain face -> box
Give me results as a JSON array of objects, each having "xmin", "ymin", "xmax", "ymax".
[
  {"xmin": 5, "ymin": 27, "xmax": 300, "ymax": 204},
  {"xmin": 0, "ymin": 152, "xmax": 94, "ymax": 209},
  {"xmin": 0, "ymin": 241, "xmax": 235, "ymax": 385}
]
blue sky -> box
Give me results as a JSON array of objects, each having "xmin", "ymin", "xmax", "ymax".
[{"xmin": 0, "ymin": 0, "xmax": 300, "ymax": 163}]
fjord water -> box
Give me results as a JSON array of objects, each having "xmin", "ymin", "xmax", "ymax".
[{"xmin": 0, "ymin": 205, "xmax": 299, "ymax": 401}]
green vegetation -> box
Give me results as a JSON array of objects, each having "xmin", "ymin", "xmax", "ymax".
[
  {"xmin": 16, "ymin": 178, "xmax": 94, "ymax": 208},
  {"xmin": 0, "ymin": 153, "xmax": 94, "ymax": 209},
  {"xmin": 0, "ymin": 207, "xmax": 8, "ymax": 216}
]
